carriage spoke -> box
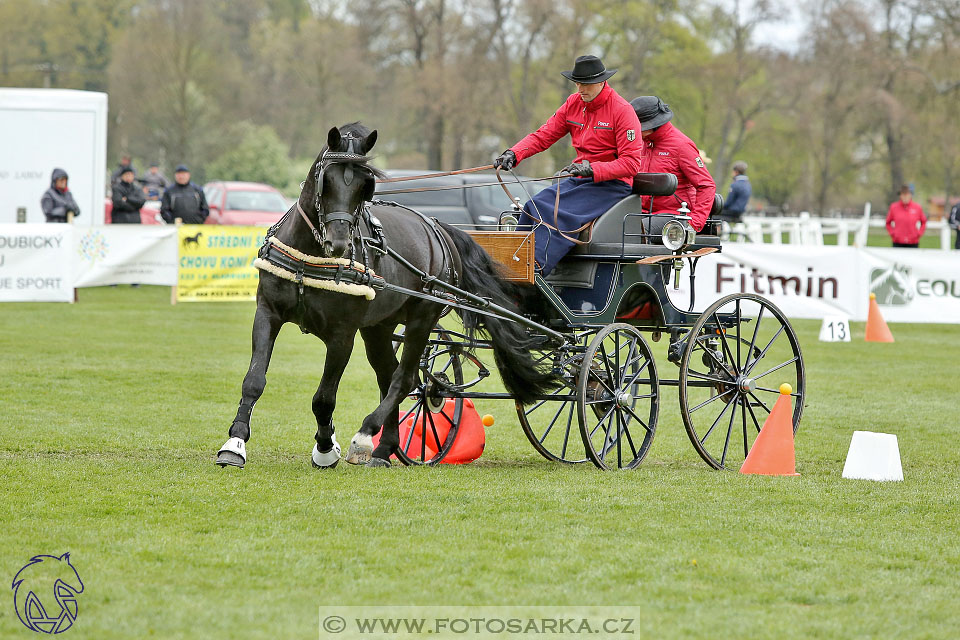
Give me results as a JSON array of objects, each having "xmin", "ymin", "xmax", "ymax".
[
  {"xmin": 747, "ymin": 391, "xmax": 773, "ymax": 414},
  {"xmin": 539, "ymin": 401, "xmax": 568, "ymax": 443},
  {"xmin": 751, "ymin": 357, "xmax": 799, "ymax": 381},
  {"xmin": 747, "ymin": 306, "xmax": 765, "ymax": 363},
  {"xmin": 425, "ymin": 409, "xmax": 443, "ymax": 454},
  {"xmin": 698, "ymin": 393, "xmax": 736, "ymax": 445},
  {"xmin": 623, "ymin": 406, "xmax": 652, "ymax": 433},
  {"xmin": 744, "ymin": 325, "xmax": 786, "ymax": 375},
  {"xmin": 744, "ymin": 395, "xmax": 763, "ymax": 433},
  {"xmin": 687, "ymin": 369, "xmax": 733, "ymax": 385},
  {"xmin": 741, "ymin": 396, "xmax": 749, "ymax": 457},
  {"xmin": 560, "ymin": 402, "xmax": 575, "ymax": 459},
  {"xmin": 689, "ymin": 387, "xmax": 735, "ymax": 413},
  {"xmin": 720, "ymin": 394, "xmax": 739, "ymax": 467},
  {"xmin": 735, "ymin": 299, "xmax": 743, "ymax": 370},
  {"xmin": 712, "ymin": 313, "xmax": 741, "ymax": 376}
]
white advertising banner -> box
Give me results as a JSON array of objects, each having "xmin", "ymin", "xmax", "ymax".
[
  {"xmin": 666, "ymin": 245, "xmax": 863, "ymax": 320},
  {"xmin": 666, "ymin": 244, "xmax": 959, "ymax": 323},
  {"xmin": 861, "ymin": 248, "xmax": 960, "ymax": 323},
  {"xmin": 0, "ymin": 224, "xmax": 73, "ymax": 301},
  {"xmin": 73, "ymin": 226, "xmax": 178, "ymax": 287}
]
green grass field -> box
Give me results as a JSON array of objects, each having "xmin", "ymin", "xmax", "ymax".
[{"xmin": 2, "ymin": 286, "xmax": 958, "ymax": 639}]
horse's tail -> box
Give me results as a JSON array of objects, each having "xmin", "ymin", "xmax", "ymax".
[{"xmin": 438, "ymin": 222, "xmax": 559, "ymax": 405}]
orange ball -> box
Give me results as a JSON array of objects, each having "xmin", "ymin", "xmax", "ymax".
[{"xmin": 481, "ymin": 414, "xmax": 495, "ymax": 427}]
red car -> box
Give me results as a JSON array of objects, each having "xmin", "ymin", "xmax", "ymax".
[
  {"xmin": 203, "ymin": 181, "xmax": 291, "ymax": 225},
  {"xmin": 104, "ymin": 198, "xmax": 163, "ymax": 224}
]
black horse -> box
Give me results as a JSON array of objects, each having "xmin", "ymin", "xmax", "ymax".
[{"xmin": 216, "ymin": 122, "xmax": 556, "ymax": 469}]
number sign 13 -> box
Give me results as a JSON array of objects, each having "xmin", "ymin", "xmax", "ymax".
[{"xmin": 819, "ymin": 315, "xmax": 851, "ymax": 342}]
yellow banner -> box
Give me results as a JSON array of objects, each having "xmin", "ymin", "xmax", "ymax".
[{"xmin": 176, "ymin": 225, "xmax": 265, "ymax": 302}]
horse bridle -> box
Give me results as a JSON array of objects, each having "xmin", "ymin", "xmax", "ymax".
[{"xmin": 297, "ymin": 133, "xmax": 376, "ymax": 247}]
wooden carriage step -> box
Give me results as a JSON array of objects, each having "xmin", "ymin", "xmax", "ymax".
[
  {"xmin": 466, "ymin": 231, "xmax": 536, "ymax": 283},
  {"xmin": 635, "ymin": 246, "xmax": 718, "ymax": 265}
]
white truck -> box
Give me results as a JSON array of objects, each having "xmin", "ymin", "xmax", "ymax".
[{"xmin": 0, "ymin": 88, "xmax": 108, "ymax": 226}]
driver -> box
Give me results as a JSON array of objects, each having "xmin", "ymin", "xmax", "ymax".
[{"xmin": 493, "ymin": 55, "xmax": 643, "ymax": 276}]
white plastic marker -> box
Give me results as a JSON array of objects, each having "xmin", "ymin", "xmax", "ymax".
[
  {"xmin": 841, "ymin": 431, "xmax": 903, "ymax": 481},
  {"xmin": 819, "ymin": 315, "xmax": 851, "ymax": 342}
]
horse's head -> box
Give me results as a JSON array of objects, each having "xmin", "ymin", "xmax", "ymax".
[{"xmin": 301, "ymin": 123, "xmax": 381, "ymax": 258}]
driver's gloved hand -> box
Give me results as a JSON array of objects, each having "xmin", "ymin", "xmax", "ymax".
[
  {"xmin": 494, "ymin": 150, "xmax": 517, "ymax": 171},
  {"xmin": 563, "ymin": 159, "xmax": 592, "ymax": 178}
]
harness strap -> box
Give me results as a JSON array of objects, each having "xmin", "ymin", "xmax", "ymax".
[{"xmin": 297, "ymin": 201, "xmax": 323, "ymax": 244}]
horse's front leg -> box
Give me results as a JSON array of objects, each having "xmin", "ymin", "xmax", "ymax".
[
  {"xmin": 216, "ymin": 304, "xmax": 283, "ymax": 468},
  {"xmin": 310, "ymin": 330, "xmax": 358, "ymax": 469},
  {"xmin": 347, "ymin": 313, "xmax": 435, "ymax": 467}
]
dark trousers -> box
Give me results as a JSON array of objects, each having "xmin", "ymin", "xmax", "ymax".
[
  {"xmin": 892, "ymin": 242, "xmax": 919, "ymax": 248},
  {"xmin": 955, "ymin": 229, "xmax": 960, "ymax": 250},
  {"xmin": 518, "ymin": 177, "xmax": 632, "ymax": 276}
]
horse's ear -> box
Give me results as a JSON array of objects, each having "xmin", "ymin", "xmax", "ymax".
[
  {"xmin": 362, "ymin": 129, "xmax": 378, "ymax": 155},
  {"xmin": 326, "ymin": 127, "xmax": 341, "ymax": 151}
]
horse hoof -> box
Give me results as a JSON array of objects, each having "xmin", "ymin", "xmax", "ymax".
[
  {"xmin": 216, "ymin": 437, "xmax": 247, "ymax": 468},
  {"xmin": 216, "ymin": 451, "xmax": 245, "ymax": 468},
  {"xmin": 345, "ymin": 434, "xmax": 374, "ymax": 465},
  {"xmin": 366, "ymin": 457, "xmax": 391, "ymax": 468},
  {"xmin": 311, "ymin": 441, "xmax": 341, "ymax": 469}
]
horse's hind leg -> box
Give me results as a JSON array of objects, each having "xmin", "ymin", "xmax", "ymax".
[
  {"xmin": 310, "ymin": 331, "xmax": 358, "ymax": 469},
  {"xmin": 347, "ymin": 312, "xmax": 435, "ymax": 467},
  {"xmin": 216, "ymin": 305, "xmax": 282, "ymax": 468}
]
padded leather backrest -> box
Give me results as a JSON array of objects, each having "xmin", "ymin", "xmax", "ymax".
[
  {"xmin": 632, "ymin": 173, "xmax": 678, "ymax": 196},
  {"xmin": 581, "ymin": 195, "xmax": 646, "ymax": 244},
  {"xmin": 710, "ymin": 193, "xmax": 724, "ymax": 217}
]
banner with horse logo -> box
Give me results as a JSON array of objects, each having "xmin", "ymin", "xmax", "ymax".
[{"xmin": 176, "ymin": 225, "xmax": 266, "ymax": 302}]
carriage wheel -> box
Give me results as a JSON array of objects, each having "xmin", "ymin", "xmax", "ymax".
[
  {"xmin": 516, "ymin": 347, "xmax": 588, "ymax": 464},
  {"xmin": 678, "ymin": 293, "xmax": 805, "ymax": 470},
  {"xmin": 393, "ymin": 327, "xmax": 464, "ymax": 466},
  {"xmin": 576, "ymin": 323, "xmax": 659, "ymax": 470}
]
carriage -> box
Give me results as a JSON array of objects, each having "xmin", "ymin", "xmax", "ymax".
[
  {"xmin": 386, "ymin": 171, "xmax": 806, "ymax": 471},
  {"xmin": 216, "ymin": 124, "xmax": 804, "ymax": 472}
]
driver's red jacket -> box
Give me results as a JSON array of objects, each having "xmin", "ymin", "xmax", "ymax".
[
  {"xmin": 638, "ymin": 122, "xmax": 715, "ymax": 231},
  {"xmin": 509, "ymin": 82, "xmax": 644, "ymax": 186}
]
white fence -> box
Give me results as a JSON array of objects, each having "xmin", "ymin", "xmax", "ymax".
[{"xmin": 730, "ymin": 203, "xmax": 956, "ymax": 249}]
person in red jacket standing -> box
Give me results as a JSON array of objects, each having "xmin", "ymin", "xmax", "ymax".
[
  {"xmin": 630, "ymin": 96, "xmax": 715, "ymax": 234},
  {"xmin": 493, "ymin": 55, "xmax": 644, "ymax": 276},
  {"xmin": 885, "ymin": 184, "xmax": 927, "ymax": 248}
]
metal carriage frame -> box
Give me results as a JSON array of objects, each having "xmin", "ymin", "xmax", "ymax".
[{"xmin": 387, "ymin": 178, "xmax": 806, "ymax": 471}]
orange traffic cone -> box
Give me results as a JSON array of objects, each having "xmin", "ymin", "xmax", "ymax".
[
  {"xmin": 865, "ymin": 293, "xmax": 894, "ymax": 342},
  {"xmin": 740, "ymin": 383, "xmax": 800, "ymax": 476}
]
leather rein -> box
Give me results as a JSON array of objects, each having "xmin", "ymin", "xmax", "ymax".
[{"xmin": 376, "ymin": 164, "xmax": 594, "ymax": 245}]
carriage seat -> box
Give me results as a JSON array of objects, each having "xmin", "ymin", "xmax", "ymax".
[
  {"xmin": 568, "ymin": 173, "xmax": 722, "ymax": 257},
  {"xmin": 548, "ymin": 177, "xmax": 720, "ymax": 289}
]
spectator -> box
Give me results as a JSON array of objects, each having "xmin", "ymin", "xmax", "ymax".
[
  {"xmin": 630, "ymin": 96, "xmax": 716, "ymax": 233},
  {"xmin": 141, "ymin": 162, "xmax": 169, "ymax": 200},
  {"xmin": 721, "ymin": 161, "xmax": 751, "ymax": 224},
  {"xmin": 40, "ymin": 168, "xmax": 81, "ymax": 223},
  {"xmin": 111, "ymin": 154, "xmax": 135, "ymax": 189},
  {"xmin": 492, "ymin": 54, "xmax": 643, "ymax": 276},
  {"xmin": 885, "ymin": 184, "xmax": 927, "ymax": 248},
  {"xmin": 161, "ymin": 164, "xmax": 209, "ymax": 224},
  {"xmin": 111, "ymin": 166, "xmax": 146, "ymax": 224},
  {"xmin": 949, "ymin": 200, "xmax": 960, "ymax": 250}
]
